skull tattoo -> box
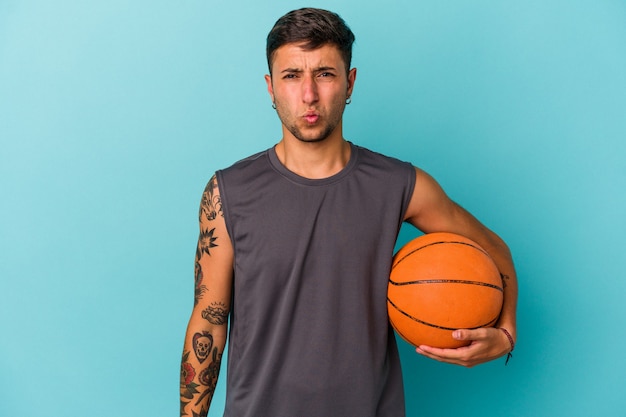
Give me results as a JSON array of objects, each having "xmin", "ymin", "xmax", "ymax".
[{"xmin": 193, "ymin": 331, "xmax": 213, "ymax": 364}]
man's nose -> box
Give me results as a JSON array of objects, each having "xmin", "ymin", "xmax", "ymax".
[{"xmin": 302, "ymin": 75, "xmax": 319, "ymax": 104}]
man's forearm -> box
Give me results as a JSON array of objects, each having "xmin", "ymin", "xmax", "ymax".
[{"xmin": 180, "ymin": 325, "xmax": 227, "ymax": 417}]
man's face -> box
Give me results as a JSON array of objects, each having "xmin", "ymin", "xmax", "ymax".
[{"xmin": 265, "ymin": 43, "xmax": 356, "ymax": 143}]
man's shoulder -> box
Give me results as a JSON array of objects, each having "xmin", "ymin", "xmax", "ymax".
[
  {"xmin": 215, "ymin": 148, "xmax": 274, "ymax": 192},
  {"xmin": 222, "ymin": 148, "xmax": 270, "ymax": 171},
  {"xmin": 353, "ymin": 143, "xmax": 414, "ymax": 170},
  {"xmin": 216, "ymin": 148, "xmax": 273, "ymax": 181}
]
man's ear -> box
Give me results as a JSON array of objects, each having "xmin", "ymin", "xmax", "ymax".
[
  {"xmin": 347, "ymin": 67, "xmax": 357, "ymax": 98},
  {"xmin": 265, "ymin": 74, "xmax": 275, "ymax": 104}
]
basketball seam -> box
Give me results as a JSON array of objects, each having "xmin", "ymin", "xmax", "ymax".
[
  {"xmin": 387, "ymin": 298, "xmax": 500, "ymax": 331},
  {"xmin": 388, "ymin": 278, "xmax": 503, "ymax": 292},
  {"xmin": 392, "ymin": 240, "xmax": 491, "ymax": 269}
]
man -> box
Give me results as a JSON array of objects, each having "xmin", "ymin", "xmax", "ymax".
[{"xmin": 180, "ymin": 8, "xmax": 517, "ymax": 417}]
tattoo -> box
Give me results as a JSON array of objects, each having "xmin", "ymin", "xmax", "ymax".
[
  {"xmin": 194, "ymin": 262, "xmax": 206, "ymax": 306},
  {"xmin": 191, "ymin": 407, "xmax": 208, "ymax": 417},
  {"xmin": 180, "ymin": 344, "xmax": 222, "ymax": 416},
  {"xmin": 180, "ymin": 351, "xmax": 200, "ymax": 400},
  {"xmin": 195, "ymin": 347, "xmax": 223, "ymax": 406},
  {"xmin": 196, "ymin": 228, "xmax": 218, "ymax": 258},
  {"xmin": 201, "ymin": 302, "xmax": 229, "ymax": 325},
  {"xmin": 199, "ymin": 175, "xmax": 223, "ymax": 222},
  {"xmin": 500, "ymin": 273, "xmax": 510, "ymax": 289},
  {"xmin": 192, "ymin": 331, "xmax": 214, "ymax": 364},
  {"xmin": 180, "ymin": 399, "xmax": 190, "ymax": 417}
]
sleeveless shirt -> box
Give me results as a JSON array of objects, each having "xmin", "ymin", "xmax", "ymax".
[{"xmin": 216, "ymin": 142, "xmax": 415, "ymax": 417}]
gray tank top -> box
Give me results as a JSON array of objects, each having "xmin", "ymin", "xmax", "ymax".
[{"xmin": 217, "ymin": 143, "xmax": 415, "ymax": 417}]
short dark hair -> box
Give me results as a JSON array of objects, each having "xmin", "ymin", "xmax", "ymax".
[{"xmin": 266, "ymin": 8, "xmax": 355, "ymax": 74}]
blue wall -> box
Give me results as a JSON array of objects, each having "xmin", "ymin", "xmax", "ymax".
[{"xmin": 1, "ymin": 1, "xmax": 625, "ymax": 416}]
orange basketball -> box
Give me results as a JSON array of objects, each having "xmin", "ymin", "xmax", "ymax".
[{"xmin": 387, "ymin": 232, "xmax": 503, "ymax": 349}]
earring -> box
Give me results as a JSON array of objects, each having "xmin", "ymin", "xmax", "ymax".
[
  {"xmin": 272, "ymin": 102, "xmax": 277, "ymax": 109},
  {"xmin": 346, "ymin": 97, "xmax": 352, "ymax": 105}
]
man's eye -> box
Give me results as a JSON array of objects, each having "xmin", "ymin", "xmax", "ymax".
[
  {"xmin": 283, "ymin": 73, "xmax": 297, "ymax": 79},
  {"xmin": 319, "ymin": 72, "xmax": 335, "ymax": 77}
]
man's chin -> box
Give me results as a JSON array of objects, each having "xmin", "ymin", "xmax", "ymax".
[
  {"xmin": 295, "ymin": 135, "xmax": 328, "ymax": 143},
  {"xmin": 290, "ymin": 126, "xmax": 334, "ymax": 143}
]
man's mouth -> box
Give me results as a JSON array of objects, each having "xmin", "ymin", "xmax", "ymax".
[{"xmin": 303, "ymin": 112, "xmax": 319, "ymax": 124}]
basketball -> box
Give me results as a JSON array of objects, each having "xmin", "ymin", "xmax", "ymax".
[{"xmin": 387, "ymin": 232, "xmax": 503, "ymax": 349}]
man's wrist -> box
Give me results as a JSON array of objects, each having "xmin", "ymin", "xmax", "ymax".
[
  {"xmin": 498, "ymin": 327, "xmax": 515, "ymax": 366},
  {"xmin": 499, "ymin": 327, "xmax": 515, "ymax": 352}
]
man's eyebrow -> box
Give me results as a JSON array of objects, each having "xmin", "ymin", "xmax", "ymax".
[{"xmin": 280, "ymin": 66, "xmax": 337, "ymax": 73}]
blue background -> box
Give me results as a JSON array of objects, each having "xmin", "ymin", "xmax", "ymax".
[{"xmin": 1, "ymin": 1, "xmax": 625, "ymax": 416}]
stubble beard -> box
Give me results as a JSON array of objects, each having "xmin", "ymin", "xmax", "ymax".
[
  {"xmin": 286, "ymin": 122, "xmax": 336, "ymax": 143},
  {"xmin": 275, "ymin": 102, "xmax": 346, "ymax": 143}
]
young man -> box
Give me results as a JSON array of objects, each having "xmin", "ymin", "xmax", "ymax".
[{"xmin": 180, "ymin": 8, "xmax": 517, "ymax": 417}]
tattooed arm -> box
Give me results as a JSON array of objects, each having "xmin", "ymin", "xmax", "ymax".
[{"xmin": 181, "ymin": 175, "xmax": 233, "ymax": 417}]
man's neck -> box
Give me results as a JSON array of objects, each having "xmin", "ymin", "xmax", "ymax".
[{"xmin": 275, "ymin": 135, "xmax": 351, "ymax": 180}]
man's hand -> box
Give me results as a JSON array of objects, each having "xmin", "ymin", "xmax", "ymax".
[{"xmin": 415, "ymin": 327, "xmax": 513, "ymax": 368}]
